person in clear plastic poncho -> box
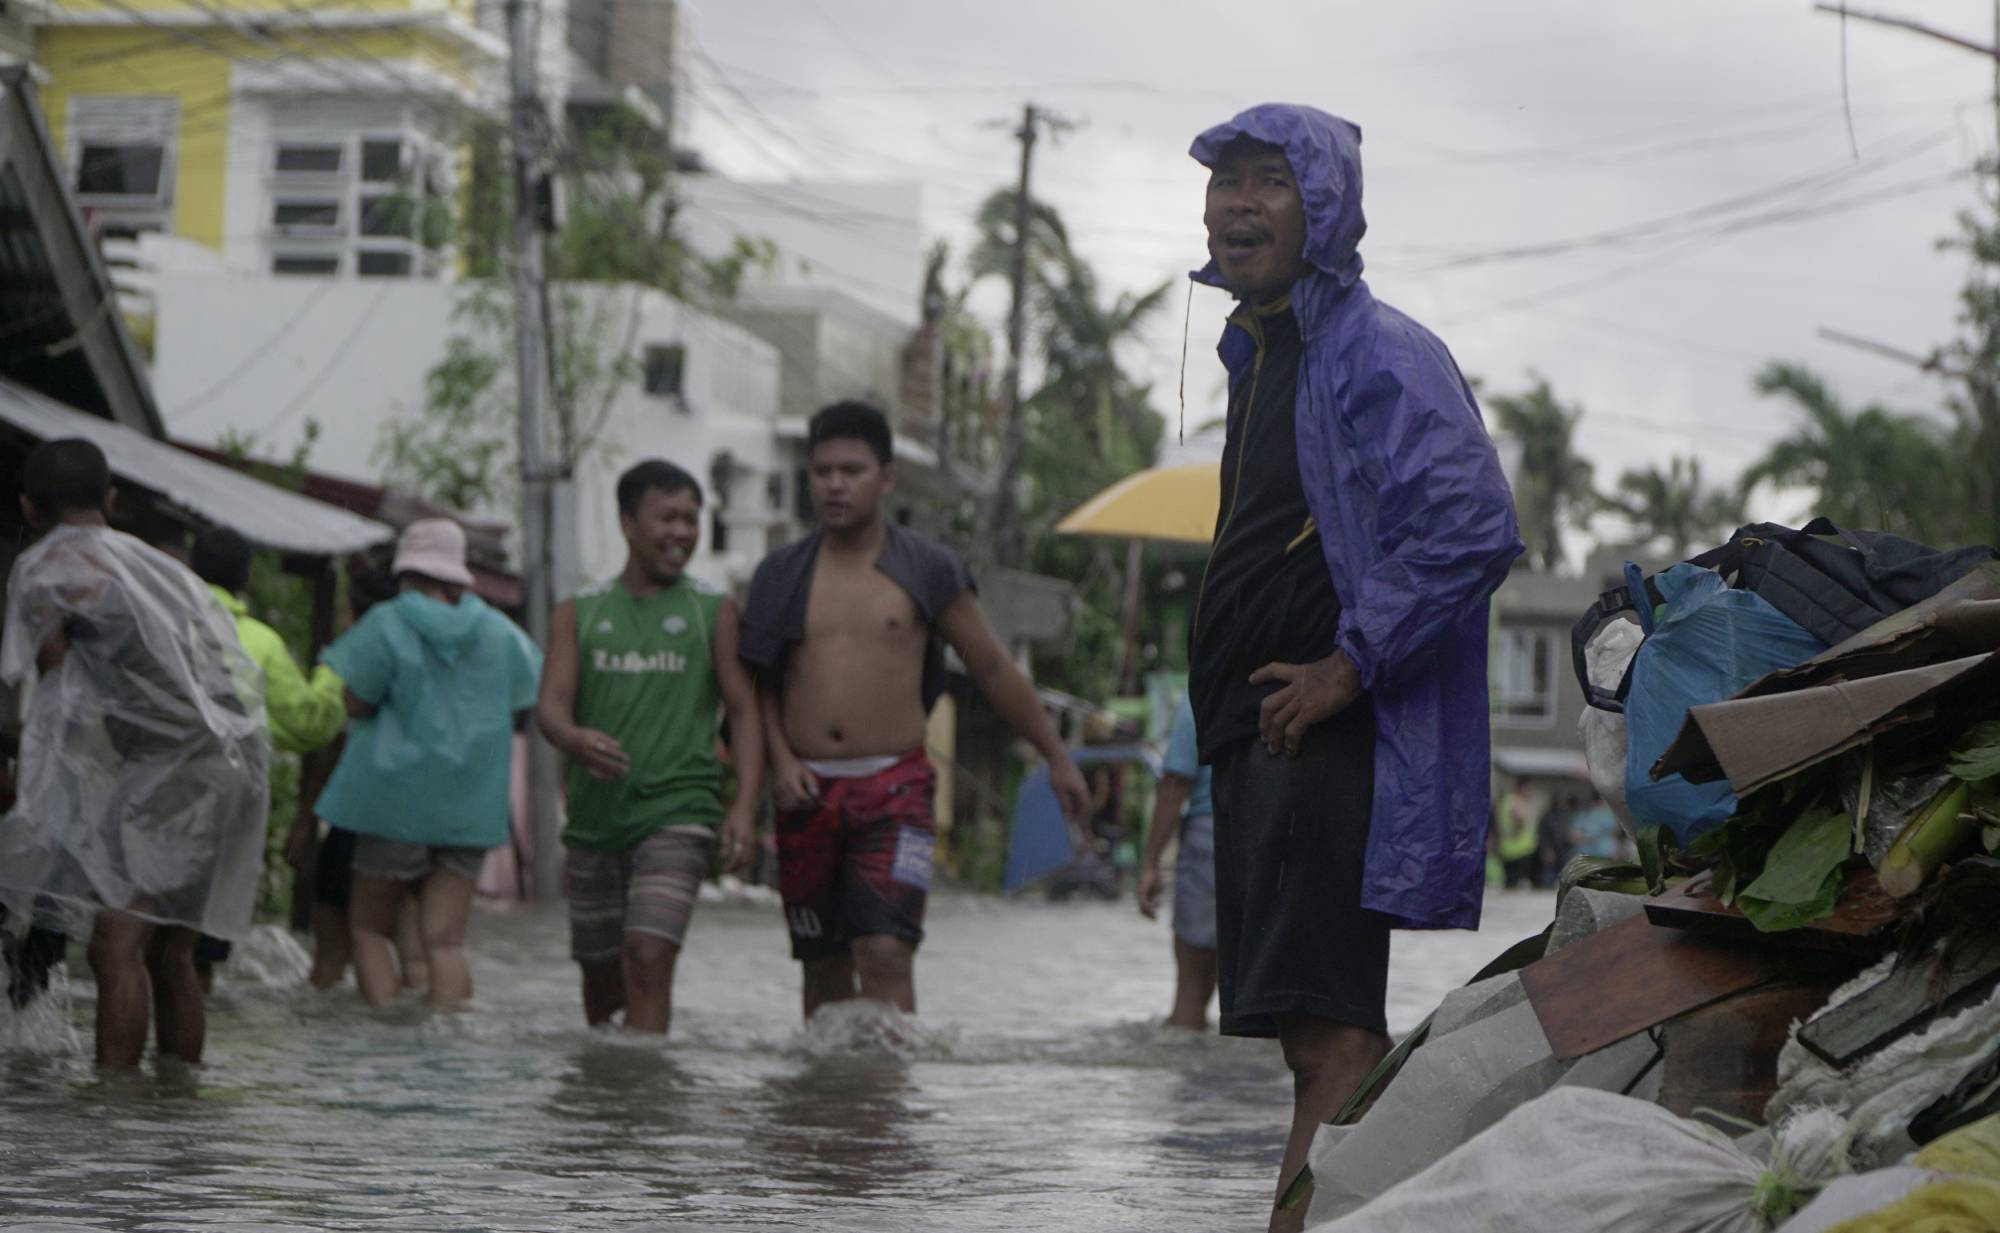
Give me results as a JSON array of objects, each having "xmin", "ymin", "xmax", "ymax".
[{"xmin": 0, "ymin": 439, "xmax": 270, "ymax": 1067}]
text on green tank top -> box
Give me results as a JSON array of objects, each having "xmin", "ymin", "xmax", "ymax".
[{"xmin": 564, "ymin": 578, "xmax": 725, "ymax": 851}]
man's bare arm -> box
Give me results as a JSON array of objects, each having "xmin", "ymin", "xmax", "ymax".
[
  {"xmin": 534, "ymin": 598, "xmax": 628, "ymax": 780},
  {"xmin": 936, "ymin": 592, "xmax": 1091, "ymax": 823},
  {"xmin": 758, "ymin": 679, "xmax": 817, "ymax": 812},
  {"xmin": 712, "ymin": 599, "xmax": 766, "ymax": 873},
  {"xmin": 1138, "ymin": 773, "xmax": 1193, "ymax": 919}
]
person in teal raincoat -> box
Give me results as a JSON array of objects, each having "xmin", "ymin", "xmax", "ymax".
[{"xmin": 315, "ymin": 519, "xmax": 540, "ymax": 1008}]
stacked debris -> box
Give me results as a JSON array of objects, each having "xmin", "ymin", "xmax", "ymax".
[{"xmin": 1302, "ymin": 530, "xmax": 2000, "ymax": 1233}]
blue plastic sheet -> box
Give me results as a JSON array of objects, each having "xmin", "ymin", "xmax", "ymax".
[{"xmin": 1624, "ymin": 565, "xmax": 1826, "ymax": 845}]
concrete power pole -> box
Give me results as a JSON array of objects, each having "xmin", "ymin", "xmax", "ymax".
[
  {"xmin": 506, "ymin": 0, "xmax": 563, "ymax": 901},
  {"xmin": 990, "ymin": 103, "xmax": 1072, "ymax": 569},
  {"xmin": 991, "ymin": 103, "xmax": 1039, "ymax": 571}
]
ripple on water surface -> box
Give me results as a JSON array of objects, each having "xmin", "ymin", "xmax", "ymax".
[{"xmin": 0, "ymin": 889, "xmax": 1558, "ymax": 1231}]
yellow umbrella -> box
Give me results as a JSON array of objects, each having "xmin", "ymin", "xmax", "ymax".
[{"xmin": 1053, "ymin": 461, "xmax": 1220, "ymax": 546}]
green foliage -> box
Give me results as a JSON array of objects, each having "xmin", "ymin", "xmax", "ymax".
[
  {"xmin": 377, "ymin": 293, "xmax": 513, "ymax": 512},
  {"xmin": 1743, "ymin": 362, "xmax": 1959, "ymax": 543},
  {"xmin": 957, "ymin": 191, "xmax": 1176, "ymax": 698},
  {"xmin": 1016, "ymin": 253, "xmax": 1174, "ymax": 697},
  {"xmin": 1932, "ymin": 177, "xmax": 2000, "ymax": 546},
  {"xmin": 1486, "ymin": 375, "xmax": 1597, "ymax": 571},
  {"xmin": 388, "ymin": 104, "xmax": 780, "ymax": 514},
  {"xmin": 1733, "ymin": 804, "xmax": 1851, "ymax": 933},
  {"xmin": 699, "ymin": 235, "xmax": 781, "ymax": 301},
  {"xmin": 1949, "ymin": 720, "xmax": 2000, "ymax": 783},
  {"xmin": 1689, "ymin": 779, "xmax": 1853, "ymax": 933},
  {"xmin": 1601, "ymin": 455, "xmax": 1744, "ymax": 558}
]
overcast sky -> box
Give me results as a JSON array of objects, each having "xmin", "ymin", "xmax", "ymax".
[{"xmin": 677, "ymin": 0, "xmax": 1998, "ymax": 523}]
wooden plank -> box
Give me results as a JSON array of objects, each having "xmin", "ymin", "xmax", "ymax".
[
  {"xmin": 1661, "ymin": 980, "xmax": 1844, "ymax": 1123},
  {"xmin": 1644, "ymin": 870, "xmax": 1906, "ymax": 957},
  {"xmin": 1797, "ymin": 931, "xmax": 2000, "ymax": 1069},
  {"xmin": 1521, "ymin": 911, "xmax": 1783, "ymax": 1061}
]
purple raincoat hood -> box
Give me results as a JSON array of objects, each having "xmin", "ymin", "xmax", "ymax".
[{"xmin": 1189, "ymin": 103, "xmax": 1367, "ymax": 292}]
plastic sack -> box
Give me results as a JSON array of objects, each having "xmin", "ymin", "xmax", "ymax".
[
  {"xmin": 1580, "ymin": 618, "xmax": 1643, "ymax": 831},
  {"xmin": 1771, "ymin": 973, "xmax": 2000, "ymax": 1168},
  {"xmin": 1309, "ymin": 1087, "xmax": 1771, "ymax": 1233},
  {"xmin": 1817, "ymin": 1177, "xmax": 2000, "ymax": 1232},
  {"xmin": 1625, "ymin": 565, "xmax": 1826, "ymax": 846},
  {"xmin": 0, "ymin": 526, "xmax": 269, "ymax": 939},
  {"xmin": 1913, "ymin": 1113, "xmax": 2000, "ymax": 1181},
  {"xmin": 1777, "ymin": 1170, "xmax": 1945, "ymax": 1233}
]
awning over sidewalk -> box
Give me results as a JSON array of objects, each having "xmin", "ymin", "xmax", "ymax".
[{"xmin": 0, "ymin": 377, "xmax": 393, "ymax": 556}]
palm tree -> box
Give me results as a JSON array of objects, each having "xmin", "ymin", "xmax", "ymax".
[
  {"xmin": 1743, "ymin": 362, "xmax": 1953, "ymax": 541},
  {"xmin": 1487, "ymin": 376, "xmax": 1597, "ymax": 572},
  {"xmin": 971, "ymin": 187, "xmax": 1075, "ymax": 567},
  {"xmin": 969, "ymin": 188, "xmax": 1073, "ymax": 306},
  {"xmin": 1601, "ymin": 456, "xmax": 1744, "ymax": 558},
  {"xmin": 1034, "ymin": 253, "xmax": 1173, "ymax": 458}
]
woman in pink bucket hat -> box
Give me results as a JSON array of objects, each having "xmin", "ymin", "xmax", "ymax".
[{"xmin": 313, "ymin": 518, "xmax": 542, "ymax": 1009}]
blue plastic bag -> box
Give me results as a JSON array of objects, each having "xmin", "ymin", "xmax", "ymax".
[{"xmin": 1624, "ymin": 564, "xmax": 1826, "ymax": 845}]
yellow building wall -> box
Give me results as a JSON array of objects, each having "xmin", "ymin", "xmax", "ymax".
[
  {"xmin": 38, "ymin": 28, "xmax": 233, "ymax": 251},
  {"xmin": 37, "ymin": 22, "xmax": 478, "ymax": 255}
]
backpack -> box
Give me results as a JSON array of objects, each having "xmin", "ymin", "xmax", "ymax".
[{"xmin": 1572, "ymin": 518, "xmax": 1998, "ymax": 713}]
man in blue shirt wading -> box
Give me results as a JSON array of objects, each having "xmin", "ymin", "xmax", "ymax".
[{"xmin": 1185, "ymin": 104, "xmax": 1522, "ymax": 1231}]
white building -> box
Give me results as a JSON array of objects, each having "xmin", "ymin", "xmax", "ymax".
[{"xmin": 151, "ymin": 270, "xmax": 788, "ymax": 591}]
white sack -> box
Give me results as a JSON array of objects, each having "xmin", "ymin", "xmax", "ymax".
[{"xmin": 1310, "ymin": 1087, "xmax": 1768, "ymax": 1233}]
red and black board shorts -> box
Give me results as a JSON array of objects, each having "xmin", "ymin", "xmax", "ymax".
[{"xmin": 776, "ymin": 750, "xmax": 937, "ymax": 962}]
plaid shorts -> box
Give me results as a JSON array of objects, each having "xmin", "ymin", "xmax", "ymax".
[{"xmin": 566, "ymin": 828, "xmax": 713, "ymax": 964}]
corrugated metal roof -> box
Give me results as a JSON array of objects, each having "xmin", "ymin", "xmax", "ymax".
[
  {"xmin": 0, "ymin": 67, "xmax": 162, "ymax": 436},
  {"xmin": 0, "ymin": 376, "xmax": 393, "ymax": 555}
]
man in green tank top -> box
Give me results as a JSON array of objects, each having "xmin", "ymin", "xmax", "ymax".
[{"xmin": 535, "ymin": 460, "xmax": 764, "ymax": 1034}]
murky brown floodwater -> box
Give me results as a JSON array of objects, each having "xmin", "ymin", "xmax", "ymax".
[{"xmin": 0, "ymin": 887, "xmax": 1557, "ymax": 1231}]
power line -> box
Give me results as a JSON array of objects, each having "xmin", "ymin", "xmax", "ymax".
[{"xmin": 1402, "ymin": 126, "xmax": 1957, "ymax": 272}]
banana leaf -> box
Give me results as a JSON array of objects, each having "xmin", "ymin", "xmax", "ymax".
[
  {"xmin": 1951, "ymin": 721, "xmax": 2000, "ymax": 784},
  {"xmin": 1734, "ymin": 804, "xmax": 1852, "ymax": 932}
]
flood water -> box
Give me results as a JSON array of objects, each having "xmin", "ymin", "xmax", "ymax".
[{"xmin": 0, "ymin": 887, "xmax": 1557, "ymax": 1232}]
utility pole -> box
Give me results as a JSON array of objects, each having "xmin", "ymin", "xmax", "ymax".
[
  {"xmin": 990, "ymin": 103, "xmax": 1071, "ymax": 570},
  {"xmin": 506, "ymin": 0, "xmax": 563, "ymax": 901},
  {"xmin": 1811, "ymin": 4, "xmax": 2000, "ymax": 60}
]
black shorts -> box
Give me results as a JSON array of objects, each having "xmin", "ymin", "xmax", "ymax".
[
  {"xmin": 315, "ymin": 826, "xmax": 358, "ymax": 908},
  {"xmin": 1209, "ymin": 698, "xmax": 1390, "ymax": 1039}
]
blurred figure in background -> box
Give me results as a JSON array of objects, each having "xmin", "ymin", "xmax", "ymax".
[
  {"xmin": 187, "ymin": 525, "xmax": 348, "ymax": 992},
  {"xmin": 284, "ymin": 565, "xmax": 421, "ymax": 991},
  {"xmin": 1136, "ymin": 694, "xmax": 1217, "ymax": 1031}
]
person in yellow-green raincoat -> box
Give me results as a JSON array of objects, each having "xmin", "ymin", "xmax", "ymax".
[{"xmin": 187, "ymin": 525, "xmax": 348, "ymax": 986}]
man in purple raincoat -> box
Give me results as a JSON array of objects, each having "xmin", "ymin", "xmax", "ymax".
[{"xmin": 1185, "ymin": 104, "xmax": 1521, "ymax": 1230}]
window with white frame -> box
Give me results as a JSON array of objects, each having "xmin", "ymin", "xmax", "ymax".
[
  {"xmin": 1491, "ymin": 626, "xmax": 1558, "ymax": 727},
  {"xmin": 265, "ymin": 129, "xmax": 453, "ymax": 278},
  {"xmin": 70, "ymin": 96, "xmax": 177, "ymax": 238}
]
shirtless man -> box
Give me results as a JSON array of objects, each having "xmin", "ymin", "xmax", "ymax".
[{"xmin": 740, "ymin": 401, "xmax": 1090, "ymax": 1017}]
